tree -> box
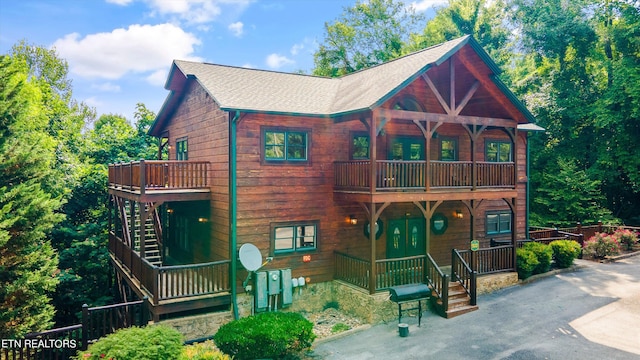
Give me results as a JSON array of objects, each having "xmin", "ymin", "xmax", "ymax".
[
  {"xmin": 313, "ymin": 0, "xmax": 423, "ymax": 77},
  {"xmin": 0, "ymin": 55, "xmax": 63, "ymax": 337},
  {"xmin": 406, "ymin": 0, "xmax": 512, "ymax": 67}
]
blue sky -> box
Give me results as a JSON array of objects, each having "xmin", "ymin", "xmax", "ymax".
[{"xmin": 0, "ymin": 0, "xmax": 442, "ymax": 121}]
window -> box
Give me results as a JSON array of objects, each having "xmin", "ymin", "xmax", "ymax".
[
  {"xmin": 176, "ymin": 138, "xmax": 188, "ymax": 160},
  {"xmin": 351, "ymin": 134, "xmax": 369, "ymax": 159},
  {"xmin": 486, "ymin": 141, "xmax": 512, "ymax": 162},
  {"xmin": 272, "ymin": 222, "xmax": 318, "ymax": 254},
  {"xmin": 263, "ymin": 129, "xmax": 309, "ymax": 163},
  {"xmin": 486, "ymin": 211, "xmax": 512, "ymax": 235},
  {"xmin": 440, "ymin": 138, "xmax": 458, "ymax": 161}
]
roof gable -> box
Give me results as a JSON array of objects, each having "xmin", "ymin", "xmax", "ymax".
[{"xmin": 150, "ymin": 35, "xmax": 535, "ymax": 136}]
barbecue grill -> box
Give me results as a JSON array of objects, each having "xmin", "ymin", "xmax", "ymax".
[{"xmin": 388, "ymin": 283, "xmax": 431, "ymax": 327}]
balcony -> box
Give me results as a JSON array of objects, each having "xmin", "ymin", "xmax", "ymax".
[
  {"xmin": 334, "ymin": 160, "xmax": 515, "ymax": 201},
  {"xmin": 108, "ymin": 160, "xmax": 211, "ymax": 202}
]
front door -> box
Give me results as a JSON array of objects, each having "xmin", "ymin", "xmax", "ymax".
[
  {"xmin": 387, "ymin": 218, "xmax": 425, "ymax": 258},
  {"xmin": 389, "ymin": 137, "xmax": 425, "ymax": 160}
]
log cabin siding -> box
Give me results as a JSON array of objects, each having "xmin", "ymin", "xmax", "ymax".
[{"xmin": 161, "ymin": 80, "xmax": 230, "ymax": 264}]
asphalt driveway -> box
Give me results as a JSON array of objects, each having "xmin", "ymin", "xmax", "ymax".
[{"xmin": 312, "ymin": 255, "xmax": 640, "ymax": 359}]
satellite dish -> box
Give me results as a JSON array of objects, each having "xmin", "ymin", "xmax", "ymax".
[{"xmin": 239, "ymin": 243, "xmax": 263, "ymax": 272}]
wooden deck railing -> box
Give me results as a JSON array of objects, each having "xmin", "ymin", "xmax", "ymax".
[
  {"xmin": 451, "ymin": 249, "xmax": 477, "ymax": 306},
  {"xmin": 2, "ymin": 300, "xmax": 149, "ymax": 360},
  {"xmin": 426, "ymin": 254, "xmax": 449, "ymax": 312},
  {"xmin": 334, "ymin": 160, "xmax": 515, "ymax": 191},
  {"xmin": 459, "ymin": 245, "xmax": 514, "ymax": 275},
  {"xmin": 334, "ymin": 252, "xmax": 426, "ymax": 292},
  {"xmin": 108, "ymin": 160, "xmax": 210, "ymax": 193},
  {"xmin": 109, "ymin": 233, "xmax": 230, "ymax": 305}
]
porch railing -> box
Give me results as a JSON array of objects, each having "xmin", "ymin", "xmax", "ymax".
[
  {"xmin": 334, "ymin": 252, "xmax": 426, "ymax": 292},
  {"xmin": 425, "ymin": 254, "xmax": 449, "ymax": 312},
  {"xmin": 334, "ymin": 160, "xmax": 515, "ymax": 191},
  {"xmin": 108, "ymin": 160, "xmax": 210, "ymax": 193},
  {"xmin": 109, "ymin": 232, "xmax": 230, "ymax": 305},
  {"xmin": 459, "ymin": 245, "xmax": 514, "ymax": 275},
  {"xmin": 451, "ymin": 249, "xmax": 477, "ymax": 306}
]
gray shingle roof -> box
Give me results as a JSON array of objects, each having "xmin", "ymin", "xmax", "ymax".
[{"xmin": 172, "ymin": 35, "xmax": 470, "ymax": 117}]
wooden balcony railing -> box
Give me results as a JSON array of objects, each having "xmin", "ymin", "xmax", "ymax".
[
  {"xmin": 108, "ymin": 160, "xmax": 210, "ymax": 193},
  {"xmin": 334, "ymin": 160, "xmax": 515, "ymax": 191},
  {"xmin": 109, "ymin": 233, "xmax": 230, "ymax": 305},
  {"xmin": 459, "ymin": 245, "xmax": 514, "ymax": 275}
]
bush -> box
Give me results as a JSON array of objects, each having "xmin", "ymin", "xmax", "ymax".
[
  {"xmin": 213, "ymin": 312, "xmax": 316, "ymax": 359},
  {"xmin": 583, "ymin": 233, "xmax": 621, "ymax": 259},
  {"xmin": 613, "ymin": 229, "xmax": 638, "ymax": 251},
  {"xmin": 549, "ymin": 240, "xmax": 581, "ymax": 268},
  {"xmin": 516, "ymin": 248, "xmax": 539, "ymax": 280},
  {"xmin": 180, "ymin": 340, "xmax": 231, "ymax": 360},
  {"xmin": 523, "ymin": 242, "xmax": 553, "ymax": 274},
  {"xmin": 75, "ymin": 325, "xmax": 183, "ymax": 360}
]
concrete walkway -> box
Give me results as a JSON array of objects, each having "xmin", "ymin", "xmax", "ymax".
[{"xmin": 312, "ymin": 255, "xmax": 640, "ymax": 359}]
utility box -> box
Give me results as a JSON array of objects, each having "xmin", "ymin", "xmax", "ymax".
[
  {"xmin": 268, "ymin": 270, "xmax": 281, "ymax": 295},
  {"xmin": 254, "ymin": 271, "xmax": 268, "ymax": 311},
  {"xmin": 281, "ymin": 269, "xmax": 292, "ymax": 306}
]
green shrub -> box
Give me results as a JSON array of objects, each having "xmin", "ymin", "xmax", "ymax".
[
  {"xmin": 180, "ymin": 340, "xmax": 231, "ymax": 360},
  {"xmin": 584, "ymin": 233, "xmax": 621, "ymax": 259},
  {"xmin": 550, "ymin": 240, "xmax": 581, "ymax": 268},
  {"xmin": 516, "ymin": 248, "xmax": 539, "ymax": 280},
  {"xmin": 330, "ymin": 323, "xmax": 350, "ymax": 334},
  {"xmin": 523, "ymin": 242, "xmax": 553, "ymax": 274},
  {"xmin": 75, "ymin": 325, "xmax": 183, "ymax": 360},
  {"xmin": 213, "ymin": 312, "xmax": 316, "ymax": 360}
]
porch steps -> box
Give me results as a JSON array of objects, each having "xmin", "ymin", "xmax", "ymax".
[
  {"xmin": 432, "ymin": 282, "xmax": 478, "ymax": 319},
  {"xmin": 124, "ymin": 202, "xmax": 162, "ymax": 267}
]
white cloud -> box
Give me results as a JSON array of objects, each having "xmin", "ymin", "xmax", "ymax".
[
  {"xmin": 91, "ymin": 82, "xmax": 121, "ymax": 92},
  {"xmin": 52, "ymin": 23, "xmax": 201, "ymax": 80},
  {"xmin": 265, "ymin": 53, "xmax": 294, "ymax": 69},
  {"xmin": 290, "ymin": 43, "xmax": 303, "ymax": 56},
  {"xmin": 146, "ymin": 0, "xmax": 252, "ymax": 25},
  {"xmin": 228, "ymin": 21, "xmax": 244, "ymax": 37},
  {"xmin": 146, "ymin": 69, "xmax": 168, "ymax": 86},
  {"xmin": 84, "ymin": 96, "xmax": 104, "ymax": 107},
  {"xmin": 106, "ymin": 0, "xmax": 134, "ymax": 5},
  {"xmin": 409, "ymin": 0, "xmax": 447, "ymax": 12}
]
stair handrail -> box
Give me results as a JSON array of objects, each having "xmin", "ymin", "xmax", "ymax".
[
  {"xmin": 452, "ymin": 249, "xmax": 477, "ymax": 306},
  {"xmin": 426, "ymin": 253, "xmax": 449, "ymax": 312}
]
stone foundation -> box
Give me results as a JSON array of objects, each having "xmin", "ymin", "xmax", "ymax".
[
  {"xmin": 159, "ymin": 311, "xmax": 233, "ymax": 341},
  {"xmin": 477, "ymin": 272, "xmax": 518, "ymax": 295}
]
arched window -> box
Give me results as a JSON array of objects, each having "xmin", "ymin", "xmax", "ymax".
[{"xmin": 393, "ymin": 96, "xmax": 424, "ymax": 112}]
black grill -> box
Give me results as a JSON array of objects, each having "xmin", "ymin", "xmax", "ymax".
[{"xmin": 389, "ymin": 284, "xmax": 431, "ymax": 327}]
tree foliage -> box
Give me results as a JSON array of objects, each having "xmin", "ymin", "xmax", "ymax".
[
  {"xmin": 0, "ymin": 55, "xmax": 63, "ymax": 337},
  {"xmin": 313, "ymin": 0, "xmax": 423, "ymax": 77}
]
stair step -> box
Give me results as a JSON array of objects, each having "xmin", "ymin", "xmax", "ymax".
[{"xmin": 445, "ymin": 304, "xmax": 478, "ymax": 318}]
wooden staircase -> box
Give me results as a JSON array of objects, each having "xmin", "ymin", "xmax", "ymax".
[
  {"xmin": 120, "ymin": 201, "xmax": 162, "ymax": 267},
  {"xmin": 432, "ymin": 281, "xmax": 478, "ymax": 318}
]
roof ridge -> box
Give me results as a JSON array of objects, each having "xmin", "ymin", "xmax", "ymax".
[{"xmin": 173, "ymin": 59, "xmax": 335, "ymax": 81}]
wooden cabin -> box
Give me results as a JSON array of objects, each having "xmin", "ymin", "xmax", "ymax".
[{"xmin": 108, "ymin": 35, "xmax": 541, "ymax": 321}]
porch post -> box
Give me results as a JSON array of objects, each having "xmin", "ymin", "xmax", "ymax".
[
  {"xmin": 369, "ymin": 112, "xmax": 377, "ymax": 193},
  {"xmin": 369, "ymin": 202, "xmax": 377, "ymax": 295}
]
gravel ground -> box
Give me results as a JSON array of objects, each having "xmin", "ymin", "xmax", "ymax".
[{"xmin": 305, "ymin": 308, "xmax": 364, "ymax": 339}]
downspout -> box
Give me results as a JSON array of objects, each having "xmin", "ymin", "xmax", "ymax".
[
  {"xmin": 526, "ymin": 133, "xmax": 530, "ymax": 239},
  {"xmin": 230, "ymin": 111, "xmax": 240, "ymax": 320}
]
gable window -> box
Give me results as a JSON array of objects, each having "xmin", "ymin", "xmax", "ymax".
[
  {"xmin": 263, "ymin": 128, "xmax": 309, "ymax": 163},
  {"xmin": 351, "ymin": 134, "xmax": 369, "ymax": 159},
  {"xmin": 176, "ymin": 137, "xmax": 188, "ymax": 160},
  {"xmin": 486, "ymin": 141, "xmax": 512, "ymax": 162},
  {"xmin": 271, "ymin": 221, "xmax": 318, "ymax": 254},
  {"xmin": 440, "ymin": 138, "xmax": 458, "ymax": 161},
  {"xmin": 486, "ymin": 211, "xmax": 512, "ymax": 235}
]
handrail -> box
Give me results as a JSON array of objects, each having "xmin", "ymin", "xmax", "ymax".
[
  {"xmin": 108, "ymin": 160, "xmax": 210, "ymax": 192},
  {"xmin": 452, "ymin": 249, "xmax": 477, "ymax": 306},
  {"xmin": 426, "ymin": 253, "xmax": 448, "ymax": 312}
]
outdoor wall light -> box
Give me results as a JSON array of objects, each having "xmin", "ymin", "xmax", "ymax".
[
  {"xmin": 454, "ymin": 210, "xmax": 464, "ymax": 219},
  {"xmin": 198, "ymin": 217, "xmax": 208, "ymax": 223},
  {"xmin": 349, "ymin": 215, "xmax": 358, "ymax": 225}
]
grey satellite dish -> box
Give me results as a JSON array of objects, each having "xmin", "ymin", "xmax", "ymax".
[{"xmin": 239, "ymin": 243, "xmax": 262, "ymax": 272}]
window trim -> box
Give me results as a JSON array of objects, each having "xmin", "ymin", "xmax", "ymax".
[
  {"xmin": 261, "ymin": 126, "xmax": 311, "ymax": 165},
  {"xmin": 486, "ymin": 210, "xmax": 512, "ymax": 235},
  {"xmin": 176, "ymin": 137, "xmax": 188, "ymax": 160},
  {"xmin": 485, "ymin": 139, "xmax": 513, "ymax": 163},
  {"xmin": 440, "ymin": 137, "xmax": 459, "ymax": 161},
  {"xmin": 270, "ymin": 221, "xmax": 319, "ymax": 255}
]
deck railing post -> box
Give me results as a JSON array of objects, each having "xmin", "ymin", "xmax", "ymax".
[
  {"xmin": 140, "ymin": 159, "xmax": 146, "ymax": 195},
  {"xmin": 141, "ymin": 296, "xmax": 150, "ymax": 326},
  {"xmin": 81, "ymin": 304, "xmax": 89, "ymax": 351}
]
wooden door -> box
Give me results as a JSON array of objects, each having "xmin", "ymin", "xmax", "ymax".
[{"xmin": 386, "ymin": 218, "xmax": 425, "ymax": 258}]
